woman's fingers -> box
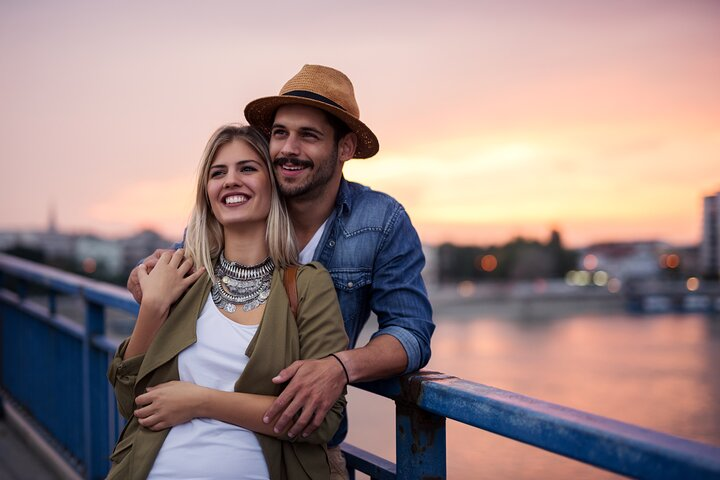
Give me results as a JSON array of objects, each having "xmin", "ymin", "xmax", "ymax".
[
  {"xmin": 169, "ymin": 248, "xmax": 185, "ymax": 268},
  {"xmin": 183, "ymin": 266, "xmax": 206, "ymax": 287}
]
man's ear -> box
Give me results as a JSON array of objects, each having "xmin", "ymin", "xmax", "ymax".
[{"xmin": 338, "ymin": 133, "xmax": 358, "ymax": 163}]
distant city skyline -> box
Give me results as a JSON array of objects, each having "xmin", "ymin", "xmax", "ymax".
[{"xmin": 1, "ymin": 1, "xmax": 718, "ymax": 248}]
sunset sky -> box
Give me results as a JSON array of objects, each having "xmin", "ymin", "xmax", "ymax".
[{"xmin": 1, "ymin": 1, "xmax": 718, "ymax": 248}]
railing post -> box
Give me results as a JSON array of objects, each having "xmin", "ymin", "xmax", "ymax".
[
  {"xmin": 395, "ymin": 401, "xmax": 446, "ymax": 479},
  {"xmin": 395, "ymin": 372, "xmax": 448, "ymax": 479},
  {"xmin": 83, "ymin": 299, "xmax": 107, "ymax": 479}
]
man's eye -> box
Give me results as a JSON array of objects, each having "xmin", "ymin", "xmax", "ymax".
[{"xmin": 272, "ymin": 129, "xmax": 287, "ymax": 137}]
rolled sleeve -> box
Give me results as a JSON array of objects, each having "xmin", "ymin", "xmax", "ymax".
[
  {"xmin": 371, "ymin": 207, "xmax": 434, "ymax": 374},
  {"xmin": 370, "ymin": 325, "xmax": 424, "ymax": 373},
  {"xmin": 107, "ymin": 338, "xmax": 145, "ymax": 419}
]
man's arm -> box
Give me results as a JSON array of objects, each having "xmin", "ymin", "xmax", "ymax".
[
  {"xmin": 266, "ymin": 205, "xmax": 434, "ymax": 438},
  {"xmin": 335, "ymin": 334, "xmax": 407, "ymax": 382},
  {"xmin": 266, "ymin": 334, "xmax": 406, "ymax": 438}
]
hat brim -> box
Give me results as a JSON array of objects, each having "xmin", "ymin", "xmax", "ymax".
[{"xmin": 244, "ymin": 96, "xmax": 379, "ymax": 159}]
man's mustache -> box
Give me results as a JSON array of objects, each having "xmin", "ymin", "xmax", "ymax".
[{"xmin": 273, "ymin": 157, "xmax": 313, "ymax": 169}]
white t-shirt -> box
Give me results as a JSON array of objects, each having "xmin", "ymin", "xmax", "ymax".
[
  {"xmin": 298, "ymin": 218, "xmax": 329, "ymax": 264},
  {"xmin": 147, "ymin": 295, "xmax": 269, "ymax": 480}
]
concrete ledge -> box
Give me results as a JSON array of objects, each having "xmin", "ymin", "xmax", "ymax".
[{"xmin": 1, "ymin": 396, "xmax": 83, "ymax": 480}]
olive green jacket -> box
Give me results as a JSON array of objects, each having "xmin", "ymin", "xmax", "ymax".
[{"xmin": 106, "ymin": 263, "xmax": 348, "ymax": 480}]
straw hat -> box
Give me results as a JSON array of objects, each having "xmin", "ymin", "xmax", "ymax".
[{"xmin": 244, "ymin": 65, "xmax": 379, "ymax": 159}]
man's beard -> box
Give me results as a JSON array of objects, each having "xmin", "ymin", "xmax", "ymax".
[{"xmin": 273, "ymin": 146, "xmax": 339, "ymax": 199}]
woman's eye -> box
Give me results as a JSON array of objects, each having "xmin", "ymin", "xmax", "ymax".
[{"xmin": 210, "ymin": 170, "xmax": 224, "ymax": 178}]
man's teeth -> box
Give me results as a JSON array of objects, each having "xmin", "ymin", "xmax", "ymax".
[
  {"xmin": 283, "ymin": 165, "xmax": 304, "ymax": 171},
  {"xmin": 225, "ymin": 195, "xmax": 248, "ymax": 204}
]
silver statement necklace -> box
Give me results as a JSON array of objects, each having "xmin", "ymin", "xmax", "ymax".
[{"xmin": 211, "ymin": 252, "xmax": 274, "ymax": 313}]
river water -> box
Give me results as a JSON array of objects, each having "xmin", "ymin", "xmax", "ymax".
[{"xmin": 344, "ymin": 298, "xmax": 720, "ymax": 479}]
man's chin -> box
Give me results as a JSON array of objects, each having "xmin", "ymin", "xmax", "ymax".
[{"xmin": 279, "ymin": 182, "xmax": 308, "ymax": 199}]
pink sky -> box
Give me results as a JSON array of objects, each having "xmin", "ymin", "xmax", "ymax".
[{"xmin": 1, "ymin": 1, "xmax": 718, "ymax": 247}]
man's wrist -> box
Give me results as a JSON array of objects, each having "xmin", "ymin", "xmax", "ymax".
[{"xmin": 328, "ymin": 353, "xmax": 351, "ymax": 385}]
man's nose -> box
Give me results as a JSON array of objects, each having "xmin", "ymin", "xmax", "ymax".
[{"xmin": 279, "ymin": 134, "xmax": 301, "ymax": 157}]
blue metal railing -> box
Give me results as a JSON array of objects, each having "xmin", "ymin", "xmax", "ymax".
[{"xmin": 1, "ymin": 253, "xmax": 719, "ymax": 479}]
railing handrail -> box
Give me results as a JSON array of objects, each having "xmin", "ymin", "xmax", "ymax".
[
  {"xmin": 356, "ymin": 373, "xmax": 720, "ymax": 479},
  {"xmin": 2, "ymin": 252, "xmax": 720, "ymax": 480}
]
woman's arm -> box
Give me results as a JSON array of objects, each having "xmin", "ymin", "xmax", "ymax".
[
  {"xmin": 133, "ymin": 381, "xmax": 282, "ymax": 436},
  {"xmin": 134, "ymin": 265, "xmax": 348, "ymax": 444},
  {"xmin": 123, "ymin": 249, "xmax": 204, "ymax": 359}
]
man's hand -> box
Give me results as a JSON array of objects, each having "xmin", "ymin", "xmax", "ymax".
[
  {"xmin": 127, "ymin": 249, "xmax": 173, "ymax": 303},
  {"xmin": 263, "ymin": 356, "xmax": 347, "ymax": 438},
  {"xmin": 134, "ymin": 381, "xmax": 209, "ymax": 431}
]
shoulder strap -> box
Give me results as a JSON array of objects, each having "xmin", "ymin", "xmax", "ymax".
[{"xmin": 283, "ymin": 265, "xmax": 299, "ymax": 319}]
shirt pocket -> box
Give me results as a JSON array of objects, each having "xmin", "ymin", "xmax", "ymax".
[{"xmin": 330, "ymin": 269, "xmax": 371, "ymax": 292}]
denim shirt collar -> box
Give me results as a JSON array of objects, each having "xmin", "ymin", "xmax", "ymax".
[
  {"xmin": 313, "ymin": 177, "xmax": 352, "ymax": 263},
  {"xmin": 335, "ymin": 177, "xmax": 353, "ymax": 217}
]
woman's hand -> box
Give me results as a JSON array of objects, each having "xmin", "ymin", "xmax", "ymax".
[
  {"xmin": 134, "ymin": 381, "xmax": 210, "ymax": 431},
  {"xmin": 138, "ymin": 249, "xmax": 204, "ymax": 314}
]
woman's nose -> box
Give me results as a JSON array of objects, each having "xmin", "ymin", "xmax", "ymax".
[{"xmin": 223, "ymin": 171, "xmax": 242, "ymax": 188}]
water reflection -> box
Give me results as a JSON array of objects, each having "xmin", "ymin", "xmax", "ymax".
[{"xmin": 346, "ymin": 309, "xmax": 720, "ymax": 479}]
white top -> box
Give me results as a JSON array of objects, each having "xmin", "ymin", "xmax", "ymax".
[
  {"xmin": 298, "ymin": 218, "xmax": 329, "ymax": 264},
  {"xmin": 147, "ymin": 295, "xmax": 269, "ymax": 480}
]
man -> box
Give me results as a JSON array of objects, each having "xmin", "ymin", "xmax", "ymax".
[{"xmin": 128, "ymin": 65, "xmax": 434, "ymax": 478}]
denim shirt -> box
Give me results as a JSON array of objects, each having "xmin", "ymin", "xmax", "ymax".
[
  {"xmin": 320, "ymin": 178, "xmax": 434, "ymax": 446},
  {"xmin": 315, "ymin": 178, "xmax": 434, "ymax": 373}
]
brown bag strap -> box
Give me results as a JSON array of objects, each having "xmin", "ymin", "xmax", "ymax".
[{"xmin": 283, "ymin": 265, "xmax": 299, "ymax": 319}]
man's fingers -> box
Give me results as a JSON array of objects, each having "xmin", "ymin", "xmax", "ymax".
[
  {"xmin": 263, "ymin": 388, "xmax": 294, "ymax": 424},
  {"xmin": 138, "ymin": 263, "xmax": 151, "ymax": 279},
  {"xmin": 301, "ymin": 405, "xmax": 331, "ymax": 438},
  {"xmin": 287, "ymin": 403, "xmax": 316, "ymax": 438},
  {"xmin": 272, "ymin": 396, "xmax": 305, "ymax": 434},
  {"xmin": 127, "ymin": 267, "xmax": 143, "ymax": 303},
  {"xmin": 272, "ymin": 361, "xmax": 303, "ymax": 384},
  {"xmin": 263, "ymin": 361, "xmax": 304, "ymax": 424}
]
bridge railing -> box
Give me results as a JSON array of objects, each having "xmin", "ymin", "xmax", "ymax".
[{"xmin": 1, "ymin": 253, "xmax": 719, "ymax": 480}]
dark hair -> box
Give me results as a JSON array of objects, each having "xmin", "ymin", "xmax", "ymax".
[{"xmin": 322, "ymin": 111, "xmax": 352, "ymax": 144}]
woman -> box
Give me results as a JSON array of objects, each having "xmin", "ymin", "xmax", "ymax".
[{"xmin": 107, "ymin": 125, "xmax": 348, "ymax": 480}]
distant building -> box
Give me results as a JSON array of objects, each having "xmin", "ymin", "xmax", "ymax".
[
  {"xmin": 578, "ymin": 241, "xmax": 667, "ymax": 282},
  {"xmin": 76, "ymin": 236, "xmax": 124, "ymax": 276},
  {"xmin": 120, "ymin": 229, "xmax": 173, "ymax": 273},
  {"xmin": 700, "ymin": 192, "xmax": 720, "ymax": 279}
]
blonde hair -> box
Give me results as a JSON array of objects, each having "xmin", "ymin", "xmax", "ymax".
[{"xmin": 184, "ymin": 124, "xmax": 297, "ymax": 282}]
